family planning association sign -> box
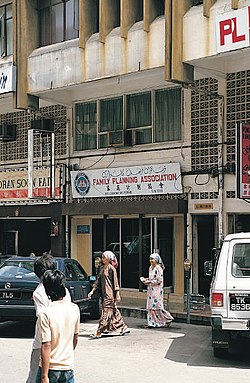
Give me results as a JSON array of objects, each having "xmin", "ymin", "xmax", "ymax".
[{"xmin": 70, "ymin": 163, "xmax": 182, "ymax": 198}]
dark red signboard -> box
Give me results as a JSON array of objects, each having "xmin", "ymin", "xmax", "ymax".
[{"xmin": 237, "ymin": 123, "xmax": 250, "ymax": 199}]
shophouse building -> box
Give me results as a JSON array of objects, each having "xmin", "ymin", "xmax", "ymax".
[{"xmin": 0, "ymin": 0, "xmax": 249, "ymax": 304}]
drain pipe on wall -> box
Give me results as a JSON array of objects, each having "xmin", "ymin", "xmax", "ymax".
[{"xmin": 217, "ymin": 97, "xmax": 225, "ymax": 247}]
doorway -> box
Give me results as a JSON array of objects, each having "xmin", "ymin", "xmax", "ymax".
[{"xmin": 193, "ymin": 215, "xmax": 216, "ymax": 297}]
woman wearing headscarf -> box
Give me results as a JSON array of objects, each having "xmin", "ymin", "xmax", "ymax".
[
  {"xmin": 141, "ymin": 252, "xmax": 174, "ymax": 328},
  {"xmin": 88, "ymin": 250, "xmax": 129, "ymax": 338}
]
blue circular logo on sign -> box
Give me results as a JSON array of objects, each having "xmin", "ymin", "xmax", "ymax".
[{"xmin": 74, "ymin": 172, "xmax": 90, "ymax": 196}]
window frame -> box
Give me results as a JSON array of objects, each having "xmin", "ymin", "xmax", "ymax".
[
  {"xmin": 38, "ymin": 0, "xmax": 79, "ymax": 47},
  {"xmin": 74, "ymin": 86, "xmax": 182, "ymax": 151},
  {"xmin": 0, "ymin": 3, "xmax": 12, "ymax": 57}
]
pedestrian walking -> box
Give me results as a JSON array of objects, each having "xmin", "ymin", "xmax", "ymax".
[
  {"xmin": 88, "ymin": 250, "xmax": 129, "ymax": 338},
  {"xmin": 140, "ymin": 252, "xmax": 174, "ymax": 328},
  {"xmin": 36, "ymin": 270, "xmax": 80, "ymax": 383},
  {"xmin": 26, "ymin": 254, "xmax": 71, "ymax": 383}
]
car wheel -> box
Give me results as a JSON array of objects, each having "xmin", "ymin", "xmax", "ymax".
[
  {"xmin": 90, "ymin": 296, "xmax": 102, "ymax": 320},
  {"xmin": 213, "ymin": 347, "xmax": 229, "ymax": 358}
]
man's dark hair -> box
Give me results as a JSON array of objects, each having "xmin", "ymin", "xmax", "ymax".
[
  {"xmin": 42, "ymin": 270, "xmax": 66, "ymax": 301},
  {"xmin": 34, "ymin": 254, "xmax": 56, "ymax": 279}
]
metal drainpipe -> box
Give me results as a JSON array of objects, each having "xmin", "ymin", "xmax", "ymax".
[
  {"xmin": 218, "ymin": 97, "xmax": 224, "ymax": 246},
  {"xmin": 65, "ymin": 117, "xmax": 71, "ymax": 258}
]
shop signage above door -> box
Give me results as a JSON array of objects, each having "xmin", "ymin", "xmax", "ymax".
[
  {"xmin": 237, "ymin": 123, "xmax": 250, "ymax": 199},
  {"xmin": 0, "ymin": 167, "xmax": 63, "ymax": 202},
  {"xmin": 71, "ymin": 162, "xmax": 182, "ymax": 198},
  {"xmin": 216, "ymin": 6, "xmax": 250, "ymax": 53},
  {"xmin": 0, "ymin": 64, "xmax": 16, "ymax": 94}
]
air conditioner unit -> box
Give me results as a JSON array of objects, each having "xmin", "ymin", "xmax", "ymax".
[
  {"xmin": 107, "ymin": 130, "xmax": 133, "ymax": 147},
  {"xmin": 31, "ymin": 118, "xmax": 54, "ymax": 133},
  {"xmin": 0, "ymin": 124, "xmax": 16, "ymax": 142}
]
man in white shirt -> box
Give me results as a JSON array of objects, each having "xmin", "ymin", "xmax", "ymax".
[
  {"xmin": 26, "ymin": 254, "xmax": 71, "ymax": 383},
  {"xmin": 35, "ymin": 270, "xmax": 80, "ymax": 383}
]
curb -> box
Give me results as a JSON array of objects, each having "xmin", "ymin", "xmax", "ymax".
[{"xmin": 119, "ymin": 306, "xmax": 211, "ymax": 326}]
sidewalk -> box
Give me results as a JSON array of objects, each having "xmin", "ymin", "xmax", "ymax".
[{"xmin": 118, "ymin": 293, "xmax": 211, "ymax": 326}]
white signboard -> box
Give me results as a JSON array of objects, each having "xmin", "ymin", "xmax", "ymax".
[
  {"xmin": 71, "ymin": 163, "xmax": 182, "ymax": 198},
  {"xmin": 0, "ymin": 64, "xmax": 16, "ymax": 94},
  {"xmin": 216, "ymin": 6, "xmax": 250, "ymax": 53},
  {"xmin": 0, "ymin": 167, "xmax": 62, "ymax": 201}
]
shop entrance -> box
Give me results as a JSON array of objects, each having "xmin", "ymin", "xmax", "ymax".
[
  {"xmin": 193, "ymin": 215, "xmax": 216, "ymax": 298},
  {"xmin": 0, "ymin": 219, "xmax": 51, "ymax": 256},
  {"xmin": 92, "ymin": 217, "xmax": 173, "ymax": 289}
]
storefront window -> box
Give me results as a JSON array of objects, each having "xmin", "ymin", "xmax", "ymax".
[{"xmin": 91, "ymin": 217, "xmax": 173, "ymax": 289}]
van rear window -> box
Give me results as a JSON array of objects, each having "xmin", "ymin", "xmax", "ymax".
[{"xmin": 232, "ymin": 243, "xmax": 250, "ymax": 277}]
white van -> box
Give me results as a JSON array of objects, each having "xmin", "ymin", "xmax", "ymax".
[{"xmin": 208, "ymin": 232, "xmax": 250, "ymax": 357}]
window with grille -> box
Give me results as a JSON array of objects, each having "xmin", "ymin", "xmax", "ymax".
[
  {"xmin": 75, "ymin": 87, "xmax": 182, "ymax": 151},
  {"xmin": 38, "ymin": 0, "xmax": 79, "ymax": 47},
  {"xmin": 0, "ymin": 3, "xmax": 12, "ymax": 57}
]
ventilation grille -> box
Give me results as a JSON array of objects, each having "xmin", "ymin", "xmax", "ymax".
[
  {"xmin": 0, "ymin": 105, "xmax": 67, "ymax": 163},
  {"xmin": 191, "ymin": 192, "xmax": 218, "ymax": 200},
  {"xmin": 191, "ymin": 78, "xmax": 219, "ymax": 171}
]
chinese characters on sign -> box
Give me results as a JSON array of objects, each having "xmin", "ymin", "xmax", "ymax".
[
  {"xmin": 237, "ymin": 123, "xmax": 250, "ymax": 199},
  {"xmin": 71, "ymin": 163, "xmax": 182, "ymax": 198}
]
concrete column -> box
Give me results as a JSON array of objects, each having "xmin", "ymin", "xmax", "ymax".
[
  {"xmin": 174, "ymin": 215, "xmax": 185, "ymax": 294},
  {"xmin": 165, "ymin": 0, "xmax": 194, "ymax": 84},
  {"xmin": 203, "ymin": 0, "xmax": 216, "ymax": 18},
  {"xmin": 12, "ymin": 0, "xmax": 39, "ymax": 110},
  {"xmin": 121, "ymin": 0, "xmax": 139, "ymax": 38},
  {"xmin": 79, "ymin": 0, "xmax": 99, "ymax": 48}
]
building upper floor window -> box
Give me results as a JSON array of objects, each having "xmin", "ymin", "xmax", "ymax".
[
  {"xmin": 0, "ymin": 3, "xmax": 13, "ymax": 57},
  {"xmin": 38, "ymin": 0, "xmax": 79, "ymax": 47},
  {"xmin": 192, "ymin": 0, "xmax": 203, "ymax": 5},
  {"xmin": 75, "ymin": 87, "xmax": 182, "ymax": 151}
]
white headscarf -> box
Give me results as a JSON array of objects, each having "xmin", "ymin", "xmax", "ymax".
[
  {"xmin": 102, "ymin": 250, "xmax": 118, "ymax": 269},
  {"xmin": 150, "ymin": 252, "xmax": 165, "ymax": 270}
]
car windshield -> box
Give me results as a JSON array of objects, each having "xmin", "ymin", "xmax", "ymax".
[
  {"xmin": 232, "ymin": 243, "xmax": 250, "ymax": 277},
  {"xmin": 0, "ymin": 260, "xmax": 38, "ymax": 281}
]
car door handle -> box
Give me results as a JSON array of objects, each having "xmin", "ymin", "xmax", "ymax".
[{"xmin": 69, "ymin": 286, "xmax": 74, "ymax": 290}]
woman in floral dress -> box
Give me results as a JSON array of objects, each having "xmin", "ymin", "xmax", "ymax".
[
  {"xmin": 88, "ymin": 250, "xmax": 129, "ymax": 338},
  {"xmin": 141, "ymin": 253, "xmax": 173, "ymax": 328}
]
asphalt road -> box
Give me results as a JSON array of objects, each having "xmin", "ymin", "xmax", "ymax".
[{"xmin": 0, "ymin": 317, "xmax": 250, "ymax": 383}]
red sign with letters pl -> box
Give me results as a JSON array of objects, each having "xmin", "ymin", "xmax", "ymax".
[{"xmin": 216, "ymin": 6, "xmax": 250, "ymax": 53}]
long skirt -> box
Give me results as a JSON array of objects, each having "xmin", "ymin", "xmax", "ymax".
[
  {"xmin": 147, "ymin": 308, "xmax": 174, "ymax": 327},
  {"xmin": 97, "ymin": 306, "xmax": 126, "ymax": 333}
]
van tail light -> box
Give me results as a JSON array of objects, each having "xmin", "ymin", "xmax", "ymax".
[{"xmin": 212, "ymin": 293, "xmax": 224, "ymax": 307}]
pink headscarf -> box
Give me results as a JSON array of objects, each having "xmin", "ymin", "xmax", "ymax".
[{"xmin": 102, "ymin": 250, "xmax": 118, "ymax": 269}]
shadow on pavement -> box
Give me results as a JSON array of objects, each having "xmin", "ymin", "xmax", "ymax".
[
  {"xmin": 165, "ymin": 324, "xmax": 250, "ymax": 369},
  {"xmin": 0, "ymin": 321, "xmax": 35, "ymax": 339}
]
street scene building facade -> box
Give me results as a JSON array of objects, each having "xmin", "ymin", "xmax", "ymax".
[{"xmin": 0, "ymin": 0, "xmax": 250, "ymax": 304}]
